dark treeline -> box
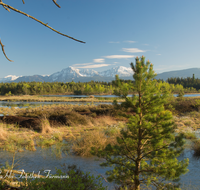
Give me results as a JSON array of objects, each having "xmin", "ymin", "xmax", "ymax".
[
  {"xmin": 0, "ymin": 77, "xmax": 199, "ymax": 96},
  {"xmin": 0, "ymin": 80, "xmax": 127, "ymax": 95},
  {"xmin": 167, "ymin": 74, "xmax": 200, "ymax": 92}
]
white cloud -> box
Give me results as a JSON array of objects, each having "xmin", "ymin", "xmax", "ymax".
[
  {"xmin": 93, "ymin": 59, "xmax": 105, "ymax": 63},
  {"xmin": 155, "ymin": 64, "xmax": 191, "ymax": 73},
  {"xmin": 74, "ymin": 64, "xmax": 111, "ymax": 69},
  {"xmin": 114, "ymin": 62, "xmax": 119, "ymax": 64},
  {"xmin": 124, "ymin": 41, "xmax": 136, "ymax": 43},
  {"xmin": 104, "ymin": 55, "xmax": 135, "ymax": 59},
  {"xmin": 122, "ymin": 48, "xmax": 145, "ymax": 53},
  {"xmin": 109, "ymin": 41, "xmax": 120, "ymax": 43},
  {"xmin": 72, "ymin": 63, "xmax": 93, "ymax": 66}
]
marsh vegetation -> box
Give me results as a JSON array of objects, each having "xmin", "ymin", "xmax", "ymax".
[
  {"xmin": 2, "ymin": 62, "xmax": 200, "ymax": 189},
  {"xmin": 1, "ymin": 95, "xmax": 200, "ymax": 189}
]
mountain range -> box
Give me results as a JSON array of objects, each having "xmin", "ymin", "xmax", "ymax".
[{"xmin": 0, "ymin": 66, "xmax": 200, "ymax": 83}]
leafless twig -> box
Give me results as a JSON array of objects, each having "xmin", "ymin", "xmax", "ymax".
[
  {"xmin": 52, "ymin": 0, "xmax": 61, "ymax": 8},
  {"xmin": 0, "ymin": 0, "xmax": 85, "ymax": 61},
  {"xmin": 0, "ymin": 39, "xmax": 13, "ymax": 62},
  {"xmin": 0, "ymin": 1, "xmax": 85, "ymax": 43},
  {"xmin": 95, "ymin": 170, "xmax": 108, "ymax": 183}
]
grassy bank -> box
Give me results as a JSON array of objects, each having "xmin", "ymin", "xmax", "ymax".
[
  {"xmin": 0, "ymin": 96, "xmax": 200, "ymax": 156},
  {"xmin": 0, "ymin": 103, "xmax": 126, "ymax": 154},
  {"xmin": 0, "ymin": 95, "xmax": 125, "ymax": 103}
]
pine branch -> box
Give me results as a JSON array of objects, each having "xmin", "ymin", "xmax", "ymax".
[
  {"xmin": 121, "ymin": 137, "xmax": 136, "ymax": 161},
  {"xmin": 0, "ymin": 39, "xmax": 13, "ymax": 62},
  {"xmin": 141, "ymin": 143, "xmax": 169, "ymax": 160}
]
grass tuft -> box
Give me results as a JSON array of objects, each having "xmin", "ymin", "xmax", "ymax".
[
  {"xmin": 181, "ymin": 131, "xmax": 197, "ymax": 140},
  {"xmin": 71, "ymin": 130, "xmax": 118, "ymax": 157},
  {"xmin": 41, "ymin": 117, "xmax": 52, "ymax": 134},
  {"xmin": 192, "ymin": 139, "xmax": 200, "ymax": 159},
  {"xmin": 0, "ymin": 123, "xmax": 8, "ymax": 141}
]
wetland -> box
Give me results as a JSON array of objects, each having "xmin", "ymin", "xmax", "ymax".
[{"xmin": 1, "ymin": 95, "xmax": 200, "ymax": 189}]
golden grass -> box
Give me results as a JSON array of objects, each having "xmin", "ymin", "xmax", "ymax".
[
  {"xmin": 0, "ymin": 123, "xmax": 8, "ymax": 141},
  {"xmin": 173, "ymin": 113, "xmax": 200, "ymax": 132},
  {"xmin": 0, "ymin": 95, "xmax": 125, "ymax": 103},
  {"xmin": 41, "ymin": 117, "xmax": 52, "ymax": 134},
  {"xmin": 0, "ymin": 104, "xmax": 123, "ymax": 152},
  {"xmin": 71, "ymin": 129, "xmax": 119, "ymax": 157},
  {"xmin": 2, "ymin": 133, "xmax": 36, "ymax": 152}
]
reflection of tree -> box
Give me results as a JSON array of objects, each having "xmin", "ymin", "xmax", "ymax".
[{"xmin": 0, "ymin": 0, "xmax": 85, "ymax": 61}]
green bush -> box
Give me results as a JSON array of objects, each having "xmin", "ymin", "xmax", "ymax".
[
  {"xmin": 192, "ymin": 139, "xmax": 200, "ymax": 159},
  {"xmin": 181, "ymin": 132, "xmax": 197, "ymax": 140},
  {"xmin": 0, "ymin": 180, "xmax": 7, "ymax": 189},
  {"xmin": 20, "ymin": 164, "xmax": 107, "ymax": 190}
]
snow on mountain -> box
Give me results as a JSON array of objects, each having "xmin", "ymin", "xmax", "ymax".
[
  {"xmin": 99, "ymin": 66, "xmax": 134, "ymax": 77},
  {"xmin": 78, "ymin": 68, "xmax": 100, "ymax": 77},
  {"xmin": 1, "ymin": 66, "xmax": 200, "ymax": 83},
  {"xmin": 0, "ymin": 75, "xmax": 20, "ymax": 83},
  {"xmin": 49, "ymin": 66, "xmax": 100, "ymax": 81},
  {"xmin": 0, "ymin": 66, "xmax": 134, "ymax": 83},
  {"xmin": 49, "ymin": 66, "xmax": 133, "ymax": 81}
]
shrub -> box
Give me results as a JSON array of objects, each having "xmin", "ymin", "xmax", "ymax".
[
  {"xmin": 41, "ymin": 117, "xmax": 52, "ymax": 134},
  {"xmin": 171, "ymin": 98, "xmax": 198, "ymax": 114},
  {"xmin": 74, "ymin": 90, "xmax": 83, "ymax": 95},
  {"xmin": 192, "ymin": 139, "xmax": 200, "ymax": 159},
  {"xmin": 89, "ymin": 95, "xmax": 95, "ymax": 98},
  {"xmin": 72, "ymin": 130, "xmax": 117, "ymax": 157},
  {"xmin": 181, "ymin": 132, "xmax": 197, "ymax": 140},
  {"xmin": 91, "ymin": 113, "xmax": 97, "ymax": 118},
  {"xmin": 20, "ymin": 164, "xmax": 107, "ymax": 190}
]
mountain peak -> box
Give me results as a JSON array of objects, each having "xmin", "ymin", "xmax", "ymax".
[
  {"xmin": 2, "ymin": 66, "xmax": 200, "ymax": 83},
  {"xmin": 99, "ymin": 66, "xmax": 133, "ymax": 77}
]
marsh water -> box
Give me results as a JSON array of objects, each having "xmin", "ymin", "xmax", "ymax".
[
  {"xmin": 0, "ymin": 94, "xmax": 200, "ymax": 189},
  {"xmin": 42, "ymin": 93, "xmax": 200, "ymax": 98},
  {"xmin": 0, "ymin": 101, "xmax": 110, "ymax": 109},
  {"xmin": 0, "ymin": 93, "xmax": 200, "ymax": 109},
  {"xmin": 0, "ymin": 144, "xmax": 200, "ymax": 189}
]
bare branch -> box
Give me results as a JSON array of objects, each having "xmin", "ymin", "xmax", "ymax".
[
  {"xmin": 95, "ymin": 170, "xmax": 108, "ymax": 183},
  {"xmin": 0, "ymin": 39, "xmax": 13, "ymax": 62},
  {"xmin": 3, "ymin": 5, "xmax": 10, "ymax": 11},
  {"xmin": 0, "ymin": 2, "xmax": 85, "ymax": 43},
  {"xmin": 0, "ymin": 0, "xmax": 10, "ymax": 11},
  {"xmin": 22, "ymin": 0, "xmax": 25, "ymax": 4},
  {"xmin": 52, "ymin": 0, "xmax": 61, "ymax": 8}
]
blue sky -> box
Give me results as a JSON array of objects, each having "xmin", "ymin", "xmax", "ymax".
[{"xmin": 0, "ymin": 0, "xmax": 200, "ymax": 78}]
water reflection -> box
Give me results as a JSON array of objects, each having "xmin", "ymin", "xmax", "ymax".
[
  {"xmin": 0, "ymin": 93, "xmax": 200, "ymax": 109},
  {"xmin": 43, "ymin": 94, "xmax": 200, "ymax": 98},
  {"xmin": 0, "ymin": 101, "xmax": 112, "ymax": 109}
]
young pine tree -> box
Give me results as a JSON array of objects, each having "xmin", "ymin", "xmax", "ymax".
[{"xmin": 92, "ymin": 56, "xmax": 189, "ymax": 190}]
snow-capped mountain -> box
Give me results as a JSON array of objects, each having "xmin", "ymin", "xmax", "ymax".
[
  {"xmin": 99, "ymin": 66, "xmax": 133, "ymax": 77},
  {"xmin": 49, "ymin": 66, "xmax": 100, "ymax": 82},
  {"xmin": 1, "ymin": 66, "xmax": 200, "ymax": 83},
  {"xmin": 48, "ymin": 66, "xmax": 133, "ymax": 82},
  {"xmin": 0, "ymin": 75, "xmax": 20, "ymax": 83},
  {"xmin": 78, "ymin": 68, "xmax": 99, "ymax": 77},
  {"xmin": 0, "ymin": 66, "xmax": 135, "ymax": 83}
]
